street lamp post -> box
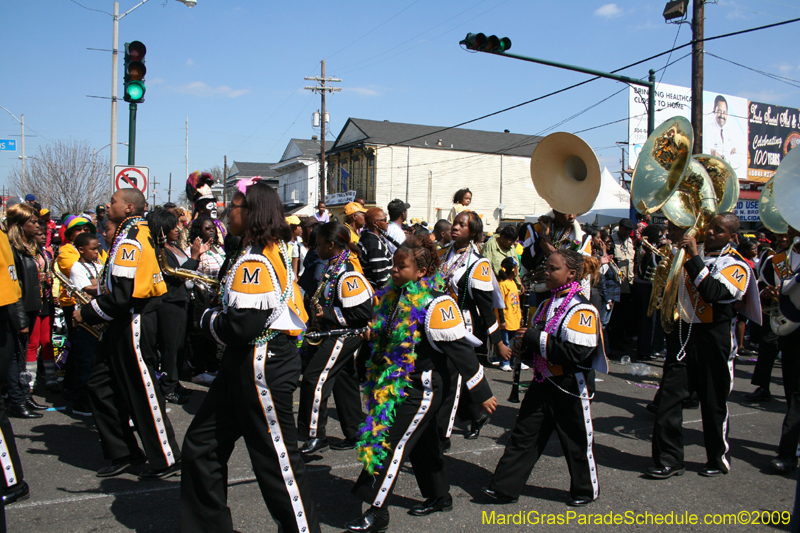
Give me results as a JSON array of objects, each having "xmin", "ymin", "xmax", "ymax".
[{"xmin": 109, "ymin": 0, "xmax": 196, "ymax": 195}]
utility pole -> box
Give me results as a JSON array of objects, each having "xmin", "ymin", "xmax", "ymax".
[
  {"xmin": 151, "ymin": 174, "xmax": 158, "ymax": 206},
  {"xmin": 223, "ymin": 155, "xmax": 227, "ymax": 206},
  {"xmin": 305, "ymin": 61, "xmax": 341, "ymax": 204},
  {"xmin": 168, "ymin": 172, "xmax": 172, "ymax": 203},
  {"xmin": 111, "ymin": 1, "xmax": 119, "ymax": 195},
  {"xmin": 185, "ymin": 115, "xmax": 189, "ymax": 180},
  {"xmin": 20, "ymin": 114, "xmax": 25, "ymax": 193},
  {"xmin": 691, "ymin": 0, "xmax": 704, "ymax": 155}
]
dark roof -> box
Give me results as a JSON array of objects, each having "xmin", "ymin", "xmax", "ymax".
[
  {"xmin": 230, "ymin": 161, "xmax": 278, "ymax": 178},
  {"xmin": 330, "ymin": 118, "xmax": 542, "ymax": 157},
  {"xmin": 289, "ymin": 139, "xmax": 321, "ymax": 158}
]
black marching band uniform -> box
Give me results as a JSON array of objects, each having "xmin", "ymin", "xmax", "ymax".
[
  {"xmin": 297, "ymin": 252, "xmax": 373, "ymax": 451},
  {"xmin": 436, "ymin": 244, "xmax": 502, "ymax": 442},
  {"xmin": 761, "ymin": 244, "xmax": 800, "ymax": 468},
  {"xmin": 0, "ymin": 229, "xmax": 26, "ymax": 508},
  {"xmin": 82, "ymin": 218, "xmax": 182, "ymax": 475},
  {"xmin": 181, "ymin": 242, "xmax": 320, "ymax": 533},
  {"xmin": 487, "ymin": 286, "xmax": 607, "ymax": 504},
  {"xmin": 651, "ymin": 244, "xmax": 760, "ymax": 475},
  {"xmin": 351, "ymin": 292, "xmax": 493, "ymax": 516}
]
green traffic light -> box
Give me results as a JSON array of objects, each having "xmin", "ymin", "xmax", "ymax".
[{"xmin": 126, "ymin": 81, "xmax": 145, "ymax": 102}]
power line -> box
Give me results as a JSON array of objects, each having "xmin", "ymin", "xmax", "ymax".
[
  {"xmin": 705, "ymin": 51, "xmax": 800, "ymax": 89},
  {"xmin": 66, "ymin": 0, "xmax": 112, "ymax": 16}
]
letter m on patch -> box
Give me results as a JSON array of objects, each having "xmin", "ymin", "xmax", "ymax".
[
  {"xmin": 579, "ymin": 312, "xmax": 593, "ymax": 328},
  {"xmin": 345, "ymin": 278, "xmax": 361, "ymax": 292},
  {"xmin": 481, "ymin": 264, "xmax": 490, "ymax": 277},
  {"xmin": 731, "ymin": 267, "xmax": 745, "ymax": 284},
  {"xmin": 121, "ymin": 248, "xmax": 136, "ymax": 262},
  {"xmin": 241, "ymin": 267, "xmax": 261, "ymax": 285},
  {"xmin": 439, "ymin": 306, "xmax": 456, "ymax": 322}
]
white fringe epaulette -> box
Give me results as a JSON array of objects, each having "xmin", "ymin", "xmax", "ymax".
[
  {"xmin": 337, "ymin": 271, "xmax": 373, "ymax": 308},
  {"xmin": 468, "ymin": 258, "xmax": 495, "ymax": 292},
  {"xmin": 560, "ymin": 303, "xmax": 599, "ymax": 348},
  {"xmin": 110, "ymin": 238, "xmax": 141, "ymax": 279},
  {"xmin": 710, "ymin": 254, "xmax": 750, "ymax": 302},
  {"xmin": 224, "ymin": 253, "xmax": 280, "ymax": 310},
  {"xmin": 425, "ymin": 295, "xmax": 467, "ymax": 352}
]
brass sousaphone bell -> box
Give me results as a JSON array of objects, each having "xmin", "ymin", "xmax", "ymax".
[{"xmin": 530, "ymin": 132, "xmax": 602, "ymax": 215}]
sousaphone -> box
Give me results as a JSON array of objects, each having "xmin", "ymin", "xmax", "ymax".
[
  {"xmin": 771, "ymin": 146, "xmax": 800, "ymax": 231},
  {"xmin": 530, "ymin": 132, "xmax": 601, "ymax": 214}
]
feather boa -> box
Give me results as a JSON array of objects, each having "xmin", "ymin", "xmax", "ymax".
[{"xmin": 356, "ymin": 273, "xmax": 442, "ymax": 474}]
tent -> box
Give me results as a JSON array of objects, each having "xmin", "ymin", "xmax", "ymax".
[{"xmin": 576, "ymin": 167, "xmax": 631, "ymax": 226}]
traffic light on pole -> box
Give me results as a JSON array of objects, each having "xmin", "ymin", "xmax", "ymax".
[
  {"xmin": 123, "ymin": 41, "xmax": 147, "ymax": 103},
  {"xmin": 460, "ymin": 33, "xmax": 511, "ymax": 53}
]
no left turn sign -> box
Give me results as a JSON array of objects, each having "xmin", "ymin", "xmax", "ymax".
[{"xmin": 114, "ymin": 165, "xmax": 149, "ymax": 197}]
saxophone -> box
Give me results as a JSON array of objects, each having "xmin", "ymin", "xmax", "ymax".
[
  {"xmin": 51, "ymin": 262, "xmax": 106, "ymax": 339},
  {"xmin": 156, "ymin": 231, "xmax": 220, "ymax": 293},
  {"xmin": 640, "ymin": 237, "xmax": 674, "ymax": 321}
]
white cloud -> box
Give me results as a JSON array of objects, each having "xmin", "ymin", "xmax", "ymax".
[
  {"xmin": 776, "ymin": 64, "xmax": 798, "ymax": 74},
  {"xmin": 346, "ymin": 86, "xmax": 381, "ymax": 97},
  {"xmin": 186, "ymin": 58, "xmax": 195, "ymax": 66},
  {"xmin": 172, "ymin": 81, "xmax": 249, "ymax": 98},
  {"xmin": 148, "ymin": 78, "xmax": 164, "ymax": 85},
  {"xmin": 594, "ymin": 3, "xmax": 622, "ymax": 18}
]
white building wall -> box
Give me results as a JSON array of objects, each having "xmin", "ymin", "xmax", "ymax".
[
  {"xmin": 373, "ymin": 146, "xmax": 549, "ymax": 233},
  {"xmin": 276, "ymin": 160, "xmax": 319, "ymax": 216}
]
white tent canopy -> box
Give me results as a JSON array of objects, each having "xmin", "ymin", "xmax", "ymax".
[{"xmin": 576, "ymin": 167, "xmax": 631, "ymax": 226}]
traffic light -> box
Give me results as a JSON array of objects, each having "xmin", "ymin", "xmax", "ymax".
[
  {"xmin": 460, "ymin": 33, "xmax": 511, "ymax": 53},
  {"xmin": 123, "ymin": 41, "xmax": 147, "ymax": 103}
]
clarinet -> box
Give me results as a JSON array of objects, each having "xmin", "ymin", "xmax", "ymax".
[
  {"xmin": 507, "ymin": 301, "xmax": 531, "ymax": 403},
  {"xmin": 304, "ymin": 327, "xmax": 369, "ymax": 342},
  {"xmin": 377, "ymin": 227, "xmax": 403, "ymax": 249}
]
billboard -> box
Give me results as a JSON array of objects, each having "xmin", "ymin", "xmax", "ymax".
[
  {"xmin": 747, "ymin": 101, "xmax": 800, "ymax": 183},
  {"xmin": 629, "ymin": 83, "xmax": 749, "ymax": 177}
]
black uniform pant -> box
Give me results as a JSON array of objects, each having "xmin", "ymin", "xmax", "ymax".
[
  {"xmin": 751, "ymin": 325, "xmax": 780, "ymax": 389},
  {"xmin": 352, "ymin": 370, "xmax": 448, "ymax": 508},
  {"xmin": 437, "ymin": 360, "xmax": 482, "ymax": 440},
  {"xmin": 298, "ymin": 335, "xmax": 363, "ymax": 441},
  {"xmin": 489, "ymin": 373, "xmax": 598, "ymax": 501},
  {"xmin": 181, "ymin": 335, "xmax": 320, "ymax": 533},
  {"xmin": 652, "ymin": 321, "xmax": 734, "ymax": 472},
  {"xmin": 634, "ymin": 281, "xmax": 665, "ymax": 359},
  {"xmin": 87, "ymin": 310, "xmax": 181, "ymax": 470},
  {"xmin": 0, "ymin": 312, "xmax": 23, "ymax": 490},
  {"xmin": 156, "ymin": 300, "xmax": 188, "ymax": 395},
  {"xmin": 777, "ymin": 329, "xmax": 800, "ymax": 461}
]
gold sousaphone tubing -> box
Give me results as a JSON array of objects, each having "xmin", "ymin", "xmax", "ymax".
[{"xmin": 50, "ymin": 262, "xmax": 106, "ymax": 339}]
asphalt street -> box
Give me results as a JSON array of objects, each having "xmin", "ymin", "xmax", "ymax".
[{"xmin": 5, "ymin": 352, "xmax": 796, "ymax": 532}]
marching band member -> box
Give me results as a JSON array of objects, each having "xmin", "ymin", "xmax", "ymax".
[
  {"xmin": 181, "ymin": 180, "xmax": 318, "ymax": 533},
  {"xmin": 646, "ymin": 213, "xmax": 761, "ymax": 480},
  {"xmin": 345, "ymin": 236, "xmax": 496, "ymax": 532},
  {"xmin": 760, "ymin": 227, "xmax": 800, "ymax": 474},
  {"xmin": 436, "ymin": 211, "xmax": 507, "ymax": 448},
  {"xmin": 0, "ymin": 220, "xmax": 28, "ymax": 505},
  {"xmin": 298, "ymin": 222, "xmax": 373, "ymax": 455},
  {"xmin": 483, "ymin": 249, "xmax": 607, "ymax": 507},
  {"xmin": 76, "ymin": 189, "xmax": 181, "ymax": 480}
]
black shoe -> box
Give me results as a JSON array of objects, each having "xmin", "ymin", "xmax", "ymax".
[
  {"xmin": 682, "ymin": 399, "xmax": 700, "ymax": 409},
  {"xmin": 644, "ymin": 465, "xmax": 685, "ymax": 479},
  {"xmin": 46, "ymin": 382, "xmax": 62, "ymax": 394},
  {"xmin": 2, "ymin": 481, "xmax": 29, "ymax": 505},
  {"xmin": 441, "ymin": 438, "xmax": 451, "ymax": 453},
  {"xmin": 163, "ymin": 392, "xmax": 189, "ymax": 405},
  {"xmin": 176, "ymin": 384, "xmax": 193, "ymax": 396},
  {"xmin": 96, "ymin": 451, "xmax": 146, "ymax": 478},
  {"xmin": 645, "ymin": 402, "xmax": 658, "ymax": 414},
  {"xmin": 698, "ymin": 466, "xmax": 727, "ymax": 477},
  {"xmin": 9, "ymin": 403, "xmax": 42, "ymax": 419},
  {"xmin": 566, "ymin": 497, "xmax": 593, "ymax": 507},
  {"xmin": 770, "ymin": 457, "xmax": 798, "ymax": 475},
  {"xmin": 465, "ymin": 413, "xmax": 490, "ymax": 440},
  {"xmin": 330, "ymin": 437, "xmax": 358, "ymax": 451},
  {"xmin": 72, "ymin": 399, "xmax": 93, "ymax": 417},
  {"xmin": 345, "ymin": 509, "xmax": 390, "ymax": 532},
  {"xmin": 139, "ymin": 461, "xmax": 181, "ymax": 480},
  {"xmin": 744, "ymin": 387, "xmax": 771, "ymax": 402},
  {"xmin": 409, "ymin": 494, "xmax": 453, "ymax": 516},
  {"xmin": 26, "ymin": 397, "xmax": 48, "ymax": 410},
  {"xmin": 300, "ymin": 438, "xmax": 329, "ymax": 455},
  {"xmin": 481, "ymin": 487, "xmax": 519, "ymax": 504}
]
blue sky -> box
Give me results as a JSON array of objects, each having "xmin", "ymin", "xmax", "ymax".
[{"xmin": 2, "ymin": 0, "xmax": 799, "ymax": 206}]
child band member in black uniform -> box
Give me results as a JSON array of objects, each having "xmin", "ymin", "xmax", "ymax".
[
  {"xmin": 646, "ymin": 213, "xmax": 760, "ymax": 480},
  {"xmin": 484, "ymin": 249, "xmax": 607, "ymax": 507},
  {"xmin": 437, "ymin": 212, "xmax": 508, "ymax": 446},
  {"xmin": 345, "ymin": 236, "xmax": 497, "ymax": 532},
  {"xmin": 298, "ymin": 222, "xmax": 372, "ymax": 455},
  {"xmin": 180, "ymin": 180, "xmax": 319, "ymax": 533}
]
